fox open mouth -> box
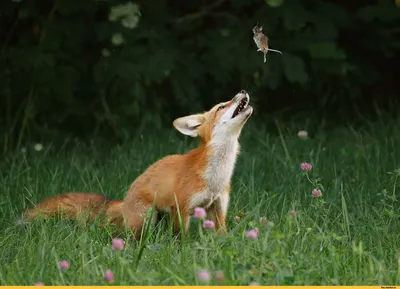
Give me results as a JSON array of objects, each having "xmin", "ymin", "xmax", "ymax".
[{"xmin": 232, "ymin": 97, "xmax": 249, "ymax": 118}]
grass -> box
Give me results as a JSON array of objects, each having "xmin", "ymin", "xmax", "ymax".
[{"xmin": 0, "ymin": 117, "xmax": 400, "ymax": 286}]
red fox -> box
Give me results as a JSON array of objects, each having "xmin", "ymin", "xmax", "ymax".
[{"xmin": 22, "ymin": 90, "xmax": 253, "ymax": 239}]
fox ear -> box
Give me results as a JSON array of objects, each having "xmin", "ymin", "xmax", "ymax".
[{"xmin": 173, "ymin": 114, "xmax": 205, "ymax": 137}]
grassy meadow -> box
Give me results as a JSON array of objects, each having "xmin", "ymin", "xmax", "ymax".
[{"xmin": 0, "ymin": 117, "xmax": 400, "ymax": 285}]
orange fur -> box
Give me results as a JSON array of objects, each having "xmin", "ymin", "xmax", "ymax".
[
  {"xmin": 22, "ymin": 90, "xmax": 253, "ymax": 239},
  {"xmin": 22, "ymin": 192, "xmax": 124, "ymax": 226}
]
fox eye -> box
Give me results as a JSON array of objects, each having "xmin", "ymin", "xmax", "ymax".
[{"xmin": 217, "ymin": 105, "xmax": 225, "ymax": 111}]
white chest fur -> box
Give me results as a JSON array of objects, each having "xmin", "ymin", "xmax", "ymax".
[
  {"xmin": 205, "ymin": 137, "xmax": 239, "ymax": 192},
  {"xmin": 189, "ymin": 136, "xmax": 239, "ymax": 211}
]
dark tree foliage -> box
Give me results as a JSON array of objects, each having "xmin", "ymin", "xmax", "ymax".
[{"xmin": 0, "ymin": 0, "xmax": 399, "ymax": 149}]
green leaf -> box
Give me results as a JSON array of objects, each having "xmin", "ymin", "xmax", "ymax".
[
  {"xmin": 265, "ymin": 0, "xmax": 284, "ymax": 8},
  {"xmin": 109, "ymin": 2, "xmax": 141, "ymax": 29},
  {"xmin": 313, "ymin": 18, "xmax": 338, "ymax": 40},
  {"xmin": 315, "ymin": 2, "xmax": 350, "ymax": 27},
  {"xmin": 282, "ymin": 3, "xmax": 310, "ymax": 31},
  {"xmin": 308, "ymin": 42, "xmax": 346, "ymax": 60},
  {"xmin": 357, "ymin": 2, "xmax": 400, "ymax": 22},
  {"xmin": 282, "ymin": 54, "xmax": 308, "ymax": 85},
  {"xmin": 111, "ymin": 33, "xmax": 125, "ymax": 46}
]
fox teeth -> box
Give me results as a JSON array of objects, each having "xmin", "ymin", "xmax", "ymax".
[{"xmin": 232, "ymin": 98, "xmax": 248, "ymax": 118}]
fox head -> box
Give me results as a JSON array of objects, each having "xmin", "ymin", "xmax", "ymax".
[{"xmin": 173, "ymin": 90, "xmax": 253, "ymax": 143}]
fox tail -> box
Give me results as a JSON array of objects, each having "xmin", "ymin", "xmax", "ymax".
[{"xmin": 20, "ymin": 192, "xmax": 124, "ymax": 227}]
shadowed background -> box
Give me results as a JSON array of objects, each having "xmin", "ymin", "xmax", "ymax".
[{"xmin": 0, "ymin": 0, "xmax": 399, "ymax": 150}]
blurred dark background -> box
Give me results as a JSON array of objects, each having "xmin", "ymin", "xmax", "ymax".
[{"xmin": 1, "ymin": 0, "xmax": 399, "ymax": 152}]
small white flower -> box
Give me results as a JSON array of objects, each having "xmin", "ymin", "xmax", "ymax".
[
  {"xmin": 34, "ymin": 143, "xmax": 43, "ymax": 152},
  {"xmin": 121, "ymin": 15, "xmax": 139, "ymax": 29},
  {"xmin": 20, "ymin": 148, "xmax": 27, "ymax": 154},
  {"xmin": 111, "ymin": 33, "xmax": 124, "ymax": 46},
  {"xmin": 297, "ymin": 130, "xmax": 308, "ymax": 138}
]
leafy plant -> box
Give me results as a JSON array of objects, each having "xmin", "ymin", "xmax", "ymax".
[{"xmin": 0, "ymin": 0, "xmax": 399, "ymax": 150}]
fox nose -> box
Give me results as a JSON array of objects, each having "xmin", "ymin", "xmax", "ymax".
[{"xmin": 240, "ymin": 90, "xmax": 247, "ymax": 95}]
